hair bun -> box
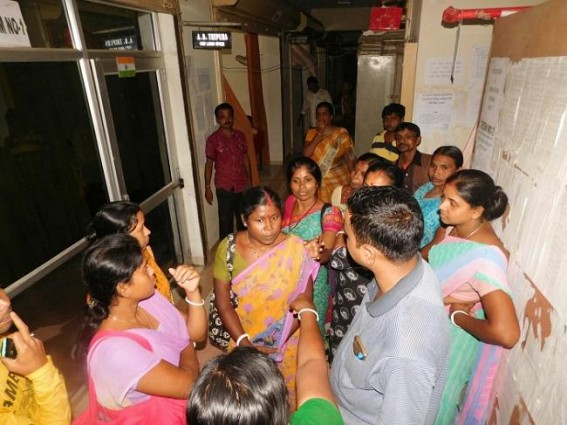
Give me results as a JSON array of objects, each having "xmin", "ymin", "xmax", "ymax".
[
  {"xmin": 485, "ymin": 185, "xmax": 508, "ymax": 220},
  {"xmin": 86, "ymin": 222, "xmax": 97, "ymax": 242}
]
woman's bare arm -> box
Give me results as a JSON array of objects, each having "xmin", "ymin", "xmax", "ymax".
[
  {"xmin": 285, "ymin": 278, "xmax": 314, "ymax": 343},
  {"xmin": 214, "ymin": 278, "xmax": 245, "ymax": 341},
  {"xmin": 450, "ymin": 290, "xmax": 520, "ymax": 349},
  {"xmin": 303, "ymin": 137, "xmax": 320, "ymax": 157},
  {"xmin": 170, "ymin": 265, "xmax": 207, "ymax": 343},
  {"xmin": 136, "ymin": 343, "xmax": 199, "ymax": 399},
  {"xmin": 318, "ymin": 230, "xmax": 338, "ymax": 265},
  {"xmin": 291, "ymin": 293, "xmax": 337, "ymax": 408}
]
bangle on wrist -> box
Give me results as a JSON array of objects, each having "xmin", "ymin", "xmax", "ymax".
[
  {"xmin": 236, "ymin": 333, "xmax": 250, "ymax": 347},
  {"xmin": 185, "ymin": 297, "xmax": 205, "ymax": 307},
  {"xmin": 297, "ymin": 308, "xmax": 319, "ymax": 322},
  {"xmin": 450, "ymin": 310, "xmax": 468, "ymax": 328}
]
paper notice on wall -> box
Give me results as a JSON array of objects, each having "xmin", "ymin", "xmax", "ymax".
[
  {"xmin": 470, "ymin": 46, "xmax": 489, "ymax": 83},
  {"xmin": 467, "ymin": 88, "xmax": 483, "ymax": 124},
  {"xmin": 194, "ymin": 94, "xmax": 205, "ymax": 131},
  {"xmin": 203, "ymin": 94, "xmax": 214, "ymax": 131},
  {"xmin": 425, "ymin": 58, "xmax": 463, "ymax": 85},
  {"xmin": 509, "ymin": 58, "xmax": 567, "ymax": 180},
  {"xmin": 414, "ymin": 92, "xmax": 455, "ymax": 138},
  {"xmin": 0, "ymin": 0, "xmax": 30, "ymax": 47},
  {"xmin": 472, "ymin": 57, "xmax": 510, "ymax": 172},
  {"xmin": 197, "ymin": 68, "xmax": 211, "ymax": 92},
  {"xmin": 186, "ymin": 56, "xmax": 197, "ymax": 93},
  {"xmin": 531, "ymin": 185, "xmax": 567, "ymax": 312}
]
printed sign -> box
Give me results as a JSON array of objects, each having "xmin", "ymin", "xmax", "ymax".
[
  {"xmin": 192, "ymin": 31, "xmax": 231, "ymax": 50},
  {"xmin": 0, "ymin": 0, "xmax": 30, "ymax": 48},
  {"xmin": 104, "ymin": 34, "xmax": 137, "ymax": 50}
]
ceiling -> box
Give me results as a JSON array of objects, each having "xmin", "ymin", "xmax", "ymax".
[
  {"xmin": 287, "ymin": 0, "xmax": 405, "ymax": 12},
  {"xmin": 286, "ymin": 0, "xmax": 407, "ymax": 32},
  {"xmin": 211, "ymin": 0, "xmax": 407, "ymax": 34},
  {"xmin": 287, "ymin": 0, "xmax": 378, "ymax": 11}
]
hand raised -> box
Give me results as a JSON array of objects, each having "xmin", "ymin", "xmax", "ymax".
[
  {"xmin": 169, "ymin": 265, "xmax": 200, "ymax": 294},
  {"xmin": 1, "ymin": 312, "xmax": 47, "ymax": 376}
]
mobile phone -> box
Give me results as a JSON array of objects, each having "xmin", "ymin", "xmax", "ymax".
[{"xmin": 0, "ymin": 338, "xmax": 17, "ymax": 359}]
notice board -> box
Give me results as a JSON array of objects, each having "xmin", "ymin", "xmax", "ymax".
[{"xmin": 472, "ymin": 1, "xmax": 567, "ymax": 423}]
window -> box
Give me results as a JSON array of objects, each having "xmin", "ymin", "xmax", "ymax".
[
  {"xmin": 0, "ymin": 61, "xmax": 104, "ymax": 286},
  {"xmin": 77, "ymin": 0, "xmax": 155, "ymax": 50}
]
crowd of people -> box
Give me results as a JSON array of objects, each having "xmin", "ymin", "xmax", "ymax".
[{"xmin": 2, "ymin": 92, "xmax": 520, "ymax": 425}]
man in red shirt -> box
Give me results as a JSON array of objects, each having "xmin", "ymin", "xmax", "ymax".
[{"xmin": 204, "ymin": 103, "xmax": 251, "ymax": 241}]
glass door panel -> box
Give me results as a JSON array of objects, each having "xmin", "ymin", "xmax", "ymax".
[
  {"xmin": 144, "ymin": 201, "xmax": 176, "ymax": 270},
  {"xmin": 105, "ymin": 72, "xmax": 171, "ymax": 201},
  {"xmin": 0, "ymin": 61, "xmax": 106, "ymax": 286},
  {"xmin": 104, "ymin": 71, "xmax": 178, "ymax": 265}
]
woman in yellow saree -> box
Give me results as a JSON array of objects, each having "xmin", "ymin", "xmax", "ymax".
[
  {"xmin": 213, "ymin": 186, "xmax": 319, "ymax": 409},
  {"xmin": 303, "ymin": 101, "xmax": 356, "ymax": 203}
]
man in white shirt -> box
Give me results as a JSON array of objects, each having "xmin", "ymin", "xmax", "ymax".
[{"xmin": 297, "ymin": 76, "xmax": 332, "ymax": 128}]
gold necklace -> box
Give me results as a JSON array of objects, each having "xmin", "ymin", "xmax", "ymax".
[
  {"xmin": 107, "ymin": 313, "xmax": 139, "ymax": 324},
  {"xmin": 462, "ymin": 221, "xmax": 486, "ymax": 239},
  {"xmin": 247, "ymin": 233, "xmax": 267, "ymax": 258}
]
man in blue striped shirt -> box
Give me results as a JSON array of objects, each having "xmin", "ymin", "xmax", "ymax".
[{"xmin": 330, "ymin": 186, "xmax": 450, "ymax": 425}]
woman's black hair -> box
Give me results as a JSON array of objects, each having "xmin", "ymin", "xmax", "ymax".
[
  {"xmin": 240, "ymin": 186, "xmax": 282, "ymax": 222},
  {"xmin": 432, "ymin": 145, "xmax": 464, "ymax": 169},
  {"xmin": 356, "ymin": 152, "xmax": 383, "ymax": 166},
  {"xmin": 73, "ymin": 234, "xmax": 143, "ymax": 360},
  {"xmin": 446, "ymin": 169, "xmax": 508, "ymax": 221},
  {"xmin": 364, "ymin": 162, "xmax": 404, "ymax": 188},
  {"xmin": 87, "ymin": 201, "xmax": 141, "ymax": 241},
  {"xmin": 187, "ymin": 347, "xmax": 289, "ymax": 425},
  {"xmin": 286, "ymin": 156, "xmax": 322, "ymax": 186},
  {"xmin": 316, "ymin": 101, "xmax": 334, "ymax": 116}
]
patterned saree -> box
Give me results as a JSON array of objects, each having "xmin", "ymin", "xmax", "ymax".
[
  {"xmin": 229, "ymin": 234, "xmax": 319, "ymax": 407},
  {"xmin": 429, "ymin": 236, "xmax": 511, "ymax": 425}
]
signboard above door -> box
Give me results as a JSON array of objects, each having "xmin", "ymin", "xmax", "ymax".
[{"xmin": 192, "ymin": 31, "xmax": 231, "ymax": 49}]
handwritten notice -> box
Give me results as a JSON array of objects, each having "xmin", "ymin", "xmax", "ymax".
[
  {"xmin": 425, "ymin": 58, "xmax": 463, "ymax": 85},
  {"xmin": 414, "ymin": 92, "xmax": 455, "ymax": 138},
  {"xmin": 0, "ymin": 0, "xmax": 30, "ymax": 48}
]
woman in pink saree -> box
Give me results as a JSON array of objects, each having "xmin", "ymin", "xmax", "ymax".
[{"xmin": 429, "ymin": 170, "xmax": 520, "ymax": 425}]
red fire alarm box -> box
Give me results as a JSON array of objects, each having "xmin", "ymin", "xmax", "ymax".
[{"xmin": 369, "ymin": 7, "xmax": 403, "ymax": 31}]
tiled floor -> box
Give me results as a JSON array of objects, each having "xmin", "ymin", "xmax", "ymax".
[{"xmin": 12, "ymin": 163, "xmax": 287, "ymax": 418}]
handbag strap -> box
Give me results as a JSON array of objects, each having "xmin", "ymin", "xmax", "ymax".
[{"xmin": 226, "ymin": 233, "xmax": 236, "ymax": 281}]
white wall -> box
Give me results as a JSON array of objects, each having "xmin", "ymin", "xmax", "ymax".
[
  {"xmin": 222, "ymin": 33, "xmax": 283, "ymax": 164},
  {"xmin": 259, "ymin": 35, "xmax": 283, "ymax": 163},
  {"xmin": 180, "ymin": 0, "xmax": 224, "ymax": 252},
  {"xmin": 412, "ymin": 0, "xmax": 544, "ymax": 155},
  {"xmin": 221, "ymin": 32, "xmax": 251, "ymax": 112}
]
